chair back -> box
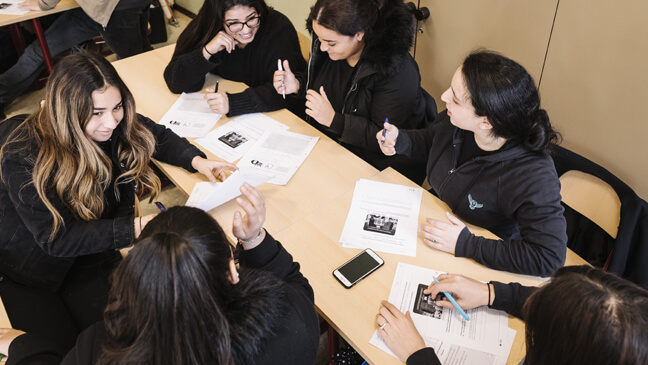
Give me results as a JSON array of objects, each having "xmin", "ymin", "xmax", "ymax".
[{"xmin": 297, "ymin": 31, "xmax": 311, "ymax": 62}]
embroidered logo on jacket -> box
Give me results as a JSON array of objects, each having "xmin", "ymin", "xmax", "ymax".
[{"xmin": 468, "ymin": 194, "xmax": 484, "ymax": 210}]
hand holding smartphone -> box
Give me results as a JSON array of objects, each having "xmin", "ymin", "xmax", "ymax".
[{"xmin": 333, "ymin": 248, "xmax": 384, "ymax": 289}]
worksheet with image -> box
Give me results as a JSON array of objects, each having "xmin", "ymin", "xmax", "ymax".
[
  {"xmin": 0, "ymin": 1, "xmax": 29, "ymax": 15},
  {"xmin": 185, "ymin": 171, "xmax": 270, "ymax": 212},
  {"xmin": 196, "ymin": 113, "xmax": 288, "ymax": 162},
  {"xmin": 237, "ymin": 130, "xmax": 318, "ymax": 185},
  {"xmin": 369, "ymin": 263, "xmax": 515, "ymax": 364},
  {"xmin": 159, "ymin": 92, "xmax": 220, "ymax": 138},
  {"xmin": 339, "ymin": 179, "xmax": 422, "ymax": 257}
]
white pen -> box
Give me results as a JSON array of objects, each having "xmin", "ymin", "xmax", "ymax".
[{"xmin": 278, "ymin": 59, "xmax": 285, "ymax": 99}]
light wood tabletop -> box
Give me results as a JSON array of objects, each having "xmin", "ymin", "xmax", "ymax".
[
  {"xmin": 274, "ymin": 167, "xmax": 589, "ymax": 365},
  {"xmin": 0, "ymin": 0, "xmax": 79, "ymax": 27},
  {"xmin": 111, "ymin": 46, "xmax": 589, "ymax": 365}
]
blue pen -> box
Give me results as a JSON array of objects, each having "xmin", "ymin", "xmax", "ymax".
[
  {"xmin": 381, "ymin": 117, "xmax": 390, "ymax": 144},
  {"xmin": 154, "ymin": 202, "xmax": 167, "ymax": 212},
  {"xmin": 433, "ymin": 275, "xmax": 470, "ymax": 321}
]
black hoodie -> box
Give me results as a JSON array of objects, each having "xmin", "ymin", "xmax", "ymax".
[
  {"xmin": 298, "ymin": 0, "xmax": 436, "ymax": 183},
  {"xmin": 397, "ymin": 111, "xmax": 567, "ymax": 277}
]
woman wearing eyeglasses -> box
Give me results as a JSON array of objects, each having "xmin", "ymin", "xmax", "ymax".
[{"xmin": 164, "ymin": 0, "xmax": 307, "ymax": 118}]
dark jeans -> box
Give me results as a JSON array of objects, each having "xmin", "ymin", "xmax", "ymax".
[
  {"xmin": 0, "ymin": 252, "xmax": 121, "ymax": 354},
  {"xmin": 0, "ymin": 3, "xmax": 153, "ymax": 109}
]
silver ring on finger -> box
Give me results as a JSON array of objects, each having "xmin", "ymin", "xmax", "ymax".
[
  {"xmin": 380, "ymin": 322, "xmax": 388, "ymax": 330},
  {"xmin": 433, "ymin": 239, "xmax": 438, "ymax": 243}
]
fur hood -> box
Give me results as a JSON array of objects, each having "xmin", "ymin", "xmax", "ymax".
[
  {"xmin": 307, "ymin": 0, "xmax": 415, "ymax": 77},
  {"xmin": 225, "ymin": 267, "xmax": 289, "ymax": 364}
]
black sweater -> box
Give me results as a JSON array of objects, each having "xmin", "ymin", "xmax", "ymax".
[
  {"xmin": 164, "ymin": 9, "xmax": 307, "ymax": 118},
  {"xmin": 396, "ymin": 112, "xmax": 567, "ymax": 276}
]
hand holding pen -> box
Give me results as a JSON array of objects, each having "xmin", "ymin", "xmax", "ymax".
[
  {"xmin": 376, "ymin": 118, "xmax": 399, "ymax": 156},
  {"xmin": 273, "ymin": 60, "xmax": 299, "ymax": 96},
  {"xmin": 426, "ymin": 273, "xmax": 493, "ymax": 314},
  {"xmin": 204, "ymin": 80, "xmax": 230, "ymax": 114}
]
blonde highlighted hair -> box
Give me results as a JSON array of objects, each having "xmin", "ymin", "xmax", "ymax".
[{"xmin": 0, "ymin": 51, "xmax": 161, "ymax": 240}]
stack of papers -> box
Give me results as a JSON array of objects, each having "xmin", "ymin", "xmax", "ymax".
[
  {"xmin": 340, "ymin": 180, "xmax": 423, "ymax": 257},
  {"xmin": 159, "ymin": 93, "xmax": 221, "ymax": 138},
  {"xmin": 236, "ymin": 130, "xmax": 318, "ymax": 186},
  {"xmin": 370, "ymin": 263, "xmax": 516, "ymax": 365}
]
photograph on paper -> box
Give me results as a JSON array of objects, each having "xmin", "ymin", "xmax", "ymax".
[
  {"xmin": 363, "ymin": 213, "xmax": 398, "ymax": 236},
  {"xmin": 196, "ymin": 113, "xmax": 288, "ymax": 163},
  {"xmin": 413, "ymin": 284, "xmax": 444, "ymax": 319}
]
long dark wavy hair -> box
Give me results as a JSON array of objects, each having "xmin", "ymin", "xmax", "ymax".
[
  {"xmin": 97, "ymin": 206, "xmax": 234, "ymax": 365},
  {"xmin": 523, "ymin": 265, "xmax": 648, "ymax": 365},
  {"xmin": 173, "ymin": 0, "xmax": 270, "ymax": 57},
  {"xmin": 461, "ymin": 50, "xmax": 560, "ymax": 155},
  {"xmin": 0, "ymin": 51, "xmax": 159, "ymax": 240}
]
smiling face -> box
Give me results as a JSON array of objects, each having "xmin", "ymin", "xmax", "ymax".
[
  {"xmin": 223, "ymin": 5, "xmax": 260, "ymax": 47},
  {"xmin": 85, "ymin": 85, "xmax": 123, "ymax": 142},
  {"xmin": 312, "ymin": 20, "xmax": 364, "ymax": 66},
  {"xmin": 440, "ymin": 66, "xmax": 491, "ymax": 133}
]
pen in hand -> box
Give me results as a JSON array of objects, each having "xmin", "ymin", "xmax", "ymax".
[
  {"xmin": 433, "ymin": 275, "xmax": 470, "ymax": 321},
  {"xmin": 278, "ymin": 59, "xmax": 285, "ymax": 99},
  {"xmin": 155, "ymin": 202, "xmax": 167, "ymax": 212},
  {"xmin": 214, "ymin": 80, "xmax": 219, "ymax": 93},
  {"xmin": 381, "ymin": 117, "xmax": 390, "ymax": 144}
]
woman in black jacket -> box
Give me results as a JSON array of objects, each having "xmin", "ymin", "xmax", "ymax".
[
  {"xmin": 0, "ymin": 51, "xmax": 236, "ymax": 354},
  {"xmin": 378, "ymin": 51, "xmax": 567, "ymax": 276},
  {"xmin": 376, "ymin": 266, "xmax": 648, "ymax": 365},
  {"xmin": 164, "ymin": 0, "xmax": 307, "ymax": 118},
  {"xmin": 274, "ymin": 0, "xmax": 433, "ymax": 184}
]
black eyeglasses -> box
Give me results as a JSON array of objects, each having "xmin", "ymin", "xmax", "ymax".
[{"xmin": 225, "ymin": 16, "xmax": 261, "ymax": 33}]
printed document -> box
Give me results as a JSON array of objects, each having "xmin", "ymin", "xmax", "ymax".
[
  {"xmin": 196, "ymin": 113, "xmax": 289, "ymax": 162},
  {"xmin": 369, "ymin": 263, "xmax": 516, "ymax": 365},
  {"xmin": 159, "ymin": 92, "xmax": 220, "ymax": 138},
  {"xmin": 185, "ymin": 171, "xmax": 270, "ymax": 211},
  {"xmin": 0, "ymin": 1, "xmax": 29, "ymax": 15},
  {"xmin": 339, "ymin": 179, "xmax": 422, "ymax": 257},
  {"xmin": 237, "ymin": 130, "xmax": 318, "ymax": 185}
]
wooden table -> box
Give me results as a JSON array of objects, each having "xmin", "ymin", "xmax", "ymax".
[
  {"xmin": 274, "ymin": 167, "xmax": 588, "ymax": 365},
  {"xmin": 111, "ymin": 46, "xmax": 589, "ymax": 365},
  {"xmin": 0, "ymin": 0, "xmax": 80, "ymax": 72},
  {"xmin": 112, "ymin": 45, "xmax": 379, "ymax": 238}
]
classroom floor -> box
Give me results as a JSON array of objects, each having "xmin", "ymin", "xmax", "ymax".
[{"xmin": 4, "ymin": 9, "xmax": 335, "ymax": 364}]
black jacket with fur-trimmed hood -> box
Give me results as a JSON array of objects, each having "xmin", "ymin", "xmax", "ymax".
[
  {"xmin": 297, "ymin": 0, "xmax": 436, "ymax": 183},
  {"xmin": 37, "ymin": 233, "xmax": 320, "ymax": 364}
]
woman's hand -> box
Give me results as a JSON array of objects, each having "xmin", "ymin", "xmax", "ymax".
[
  {"xmin": 191, "ymin": 156, "xmax": 238, "ymax": 183},
  {"xmin": 134, "ymin": 214, "xmax": 157, "ymax": 238},
  {"xmin": 419, "ymin": 212, "xmax": 466, "ymax": 254},
  {"xmin": 232, "ymin": 183, "xmax": 267, "ymax": 249},
  {"xmin": 204, "ymin": 90, "xmax": 229, "ymax": 115},
  {"xmin": 425, "ymin": 273, "xmax": 492, "ymax": 310},
  {"xmin": 305, "ymin": 87, "xmax": 335, "ymax": 127},
  {"xmin": 376, "ymin": 301, "xmax": 426, "ymax": 361},
  {"xmin": 376, "ymin": 121, "xmax": 399, "ymax": 156},
  {"xmin": 0, "ymin": 328, "xmax": 26, "ymax": 357},
  {"xmin": 203, "ymin": 31, "xmax": 237, "ymax": 59},
  {"xmin": 273, "ymin": 60, "xmax": 299, "ymax": 95}
]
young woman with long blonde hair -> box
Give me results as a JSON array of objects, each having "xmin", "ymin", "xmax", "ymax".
[{"xmin": 0, "ymin": 51, "xmax": 236, "ymax": 354}]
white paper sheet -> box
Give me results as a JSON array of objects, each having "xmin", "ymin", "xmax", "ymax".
[
  {"xmin": 237, "ymin": 130, "xmax": 318, "ymax": 185},
  {"xmin": 159, "ymin": 92, "xmax": 220, "ymax": 138},
  {"xmin": 195, "ymin": 113, "xmax": 289, "ymax": 163},
  {"xmin": 185, "ymin": 171, "xmax": 270, "ymax": 212},
  {"xmin": 0, "ymin": 1, "xmax": 29, "ymax": 15},
  {"xmin": 339, "ymin": 179, "xmax": 422, "ymax": 257},
  {"xmin": 369, "ymin": 263, "xmax": 516, "ymax": 364}
]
